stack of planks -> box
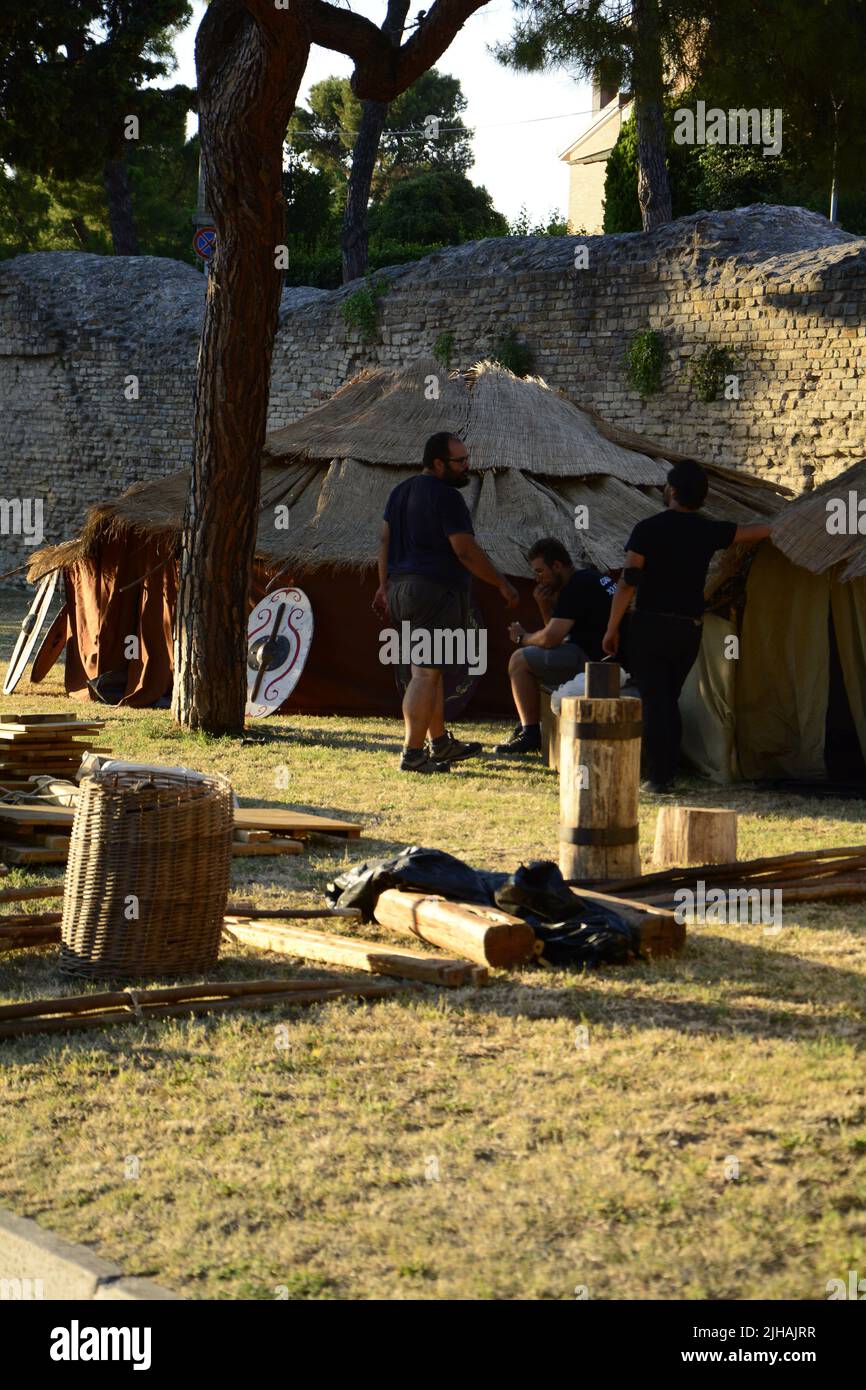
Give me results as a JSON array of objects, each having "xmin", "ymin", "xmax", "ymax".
[
  {"xmin": 0, "ymin": 801, "xmax": 363, "ymax": 866},
  {"xmin": 578, "ymin": 844, "xmax": 866, "ymax": 908},
  {"xmin": 0, "ymin": 714, "xmax": 106, "ymax": 791}
]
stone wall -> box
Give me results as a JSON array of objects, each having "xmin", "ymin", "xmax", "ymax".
[{"xmin": 1, "ymin": 204, "xmax": 864, "ymax": 578}]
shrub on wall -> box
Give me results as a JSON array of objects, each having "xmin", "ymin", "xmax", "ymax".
[{"xmin": 624, "ymin": 329, "xmax": 665, "ymax": 399}]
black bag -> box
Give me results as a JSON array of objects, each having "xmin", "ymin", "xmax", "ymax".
[{"xmin": 327, "ymin": 847, "xmax": 640, "ymax": 969}]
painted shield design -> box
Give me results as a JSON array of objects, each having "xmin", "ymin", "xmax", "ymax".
[
  {"xmin": 3, "ymin": 570, "xmax": 60, "ymax": 696},
  {"xmin": 245, "ymin": 587, "xmax": 314, "ymax": 719},
  {"xmin": 29, "ymin": 603, "xmax": 69, "ymax": 684}
]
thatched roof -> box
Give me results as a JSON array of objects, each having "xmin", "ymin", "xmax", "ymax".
[
  {"xmin": 29, "ymin": 359, "xmax": 789, "ymax": 584},
  {"xmin": 768, "ymin": 458, "xmax": 866, "ymax": 583}
]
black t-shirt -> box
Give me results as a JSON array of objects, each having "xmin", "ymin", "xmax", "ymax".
[
  {"xmin": 625, "ymin": 510, "xmax": 737, "ymax": 618},
  {"xmin": 384, "ymin": 474, "xmax": 474, "ymax": 591},
  {"xmin": 552, "ymin": 568, "xmax": 618, "ymax": 660}
]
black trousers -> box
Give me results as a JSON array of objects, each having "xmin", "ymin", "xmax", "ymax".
[{"xmin": 624, "ymin": 610, "xmax": 702, "ymax": 786}]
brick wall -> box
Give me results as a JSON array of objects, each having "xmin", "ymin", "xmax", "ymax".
[{"xmin": 1, "ymin": 204, "xmax": 864, "ymax": 579}]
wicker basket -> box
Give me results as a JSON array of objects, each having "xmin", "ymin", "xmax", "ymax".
[{"xmin": 60, "ymin": 769, "xmax": 234, "ymax": 980}]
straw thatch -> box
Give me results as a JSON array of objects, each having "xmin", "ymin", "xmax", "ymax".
[
  {"xmin": 29, "ymin": 359, "xmax": 789, "ymax": 584},
  {"xmin": 767, "ymin": 458, "xmax": 866, "ymax": 583}
]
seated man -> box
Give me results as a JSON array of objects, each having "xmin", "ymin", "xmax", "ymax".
[{"xmin": 495, "ymin": 537, "xmax": 618, "ymax": 755}]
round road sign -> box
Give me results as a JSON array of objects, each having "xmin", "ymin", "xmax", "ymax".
[{"xmin": 193, "ymin": 226, "xmax": 217, "ymax": 260}]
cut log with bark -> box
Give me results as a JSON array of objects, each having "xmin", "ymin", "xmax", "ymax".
[
  {"xmin": 373, "ymin": 889, "xmax": 537, "ymax": 968},
  {"xmin": 223, "ymin": 918, "xmax": 488, "ymax": 986},
  {"xmin": 652, "ymin": 806, "xmax": 738, "ymax": 867}
]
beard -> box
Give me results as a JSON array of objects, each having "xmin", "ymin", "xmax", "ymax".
[{"xmin": 443, "ymin": 468, "xmax": 470, "ymax": 488}]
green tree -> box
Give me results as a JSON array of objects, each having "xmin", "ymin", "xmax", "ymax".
[
  {"xmin": 369, "ymin": 168, "xmax": 507, "ymax": 243},
  {"xmin": 495, "ymin": 0, "xmax": 707, "ymax": 230},
  {"xmin": 289, "ymin": 67, "xmax": 473, "ymax": 200},
  {"xmin": 0, "ymin": 2, "xmax": 194, "ymax": 254}
]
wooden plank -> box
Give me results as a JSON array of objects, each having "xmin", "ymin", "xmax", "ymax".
[
  {"xmin": 373, "ymin": 890, "xmax": 538, "ymax": 969},
  {"xmin": 0, "ymin": 912, "xmax": 63, "ymax": 930},
  {"xmin": 0, "ymin": 885, "xmax": 64, "ymax": 904},
  {"xmin": 223, "ymin": 919, "xmax": 488, "ymax": 987},
  {"xmin": 0, "ymin": 842, "xmax": 68, "ymax": 864},
  {"xmin": 230, "ymin": 838, "xmax": 304, "ymax": 857},
  {"xmin": 234, "ymin": 808, "xmax": 361, "ymax": 838}
]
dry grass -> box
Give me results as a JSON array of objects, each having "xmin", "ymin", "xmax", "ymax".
[{"xmin": 0, "ymin": 590, "xmax": 865, "ymax": 1300}]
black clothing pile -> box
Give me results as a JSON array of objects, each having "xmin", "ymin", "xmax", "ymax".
[{"xmin": 327, "ymin": 846, "xmax": 642, "ymax": 969}]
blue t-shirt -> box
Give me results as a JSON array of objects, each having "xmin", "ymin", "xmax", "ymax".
[{"xmin": 384, "ymin": 474, "xmax": 474, "ymax": 591}]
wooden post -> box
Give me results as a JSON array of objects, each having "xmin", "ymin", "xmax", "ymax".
[
  {"xmin": 559, "ymin": 676, "xmax": 642, "ymax": 882},
  {"xmin": 652, "ymin": 806, "xmax": 738, "ymax": 866}
]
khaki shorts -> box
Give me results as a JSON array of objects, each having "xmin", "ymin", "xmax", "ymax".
[{"xmin": 388, "ymin": 575, "xmax": 470, "ymax": 670}]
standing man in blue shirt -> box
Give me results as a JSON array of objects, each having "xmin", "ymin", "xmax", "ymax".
[{"xmin": 374, "ymin": 432, "xmax": 519, "ymax": 773}]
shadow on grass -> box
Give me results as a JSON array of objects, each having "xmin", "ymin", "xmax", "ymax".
[{"xmin": 453, "ymin": 932, "xmax": 866, "ymax": 1042}]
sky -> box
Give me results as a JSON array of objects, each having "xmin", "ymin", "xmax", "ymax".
[{"xmin": 168, "ymin": 1, "xmax": 596, "ymax": 223}]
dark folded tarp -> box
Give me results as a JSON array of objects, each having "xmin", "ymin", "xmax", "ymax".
[{"xmin": 327, "ymin": 847, "xmax": 640, "ymax": 969}]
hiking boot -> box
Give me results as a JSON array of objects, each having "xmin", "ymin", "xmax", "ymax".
[
  {"xmin": 428, "ymin": 730, "xmax": 482, "ymax": 765},
  {"xmin": 494, "ymin": 724, "xmax": 541, "ymax": 755},
  {"xmin": 399, "ymin": 748, "xmax": 451, "ymax": 774}
]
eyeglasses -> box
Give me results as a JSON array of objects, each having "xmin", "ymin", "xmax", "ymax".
[{"xmin": 447, "ymin": 455, "xmax": 469, "ymax": 465}]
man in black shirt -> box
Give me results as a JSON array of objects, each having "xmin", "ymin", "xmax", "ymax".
[
  {"xmin": 496, "ymin": 537, "xmax": 619, "ymax": 755},
  {"xmin": 603, "ymin": 458, "xmax": 771, "ymax": 792},
  {"xmin": 375, "ymin": 432, "xmax": 518, "ymax": 772}
]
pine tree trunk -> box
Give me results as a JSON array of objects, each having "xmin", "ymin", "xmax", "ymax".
[
  {"xmin": 632, "ymin": 0, "xmax": 673, "ymax": 231},
  {"xmin": 341, "ymin": 100, "xmax": 388, "ymax": 283},
  {"xmin": 340, "ymin": 0, "xmax": 410, "ymax": 285},
  {"xmin": 104, "ymin": 156, "xmax": 140, "ymax": 255},
  {"xmin": 172, "ymin": 1, "xmax": 308, "ymax": 733}
]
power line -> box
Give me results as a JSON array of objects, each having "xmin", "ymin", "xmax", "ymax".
[{"xmin": 287, "ymin": 105, "xmax": 597, "ymax": 142}]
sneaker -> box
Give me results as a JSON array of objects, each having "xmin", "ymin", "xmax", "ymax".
[
  {"xmin": 494, "ymin": 725, "xmax": 542, "ymax": 755},
  {"xmin": 428, "ymin": 729, "xmax": 482, "ymax": 765},
  {"xmin": 400, "ymin": 748, "xmax": 451, "ymax": 773}
]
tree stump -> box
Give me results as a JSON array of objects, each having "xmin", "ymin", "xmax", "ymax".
[
  {"xmin": 559, "ymin": 693, "xmax": 642, "ymax": 882},
  {"xmin": 652, "ymin": 806, "xmax": 738, "ymax": 867}
]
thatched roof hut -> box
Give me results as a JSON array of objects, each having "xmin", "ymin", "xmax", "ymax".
[{"xmin": 29, "ymin": 358, "xmax": 789, "ymax": 720}]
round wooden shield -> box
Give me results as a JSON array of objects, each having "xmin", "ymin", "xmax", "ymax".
[
  {"xmin": 3, "ymin": 570, "xmax": 60, "ymax": 695},
  {"xmin": 29, "ymin": 603, "xmax": 69, "ymax": 684},
  {"xmin": 245, "ymin": 587, "xmax": 314, "ymax": 719}
]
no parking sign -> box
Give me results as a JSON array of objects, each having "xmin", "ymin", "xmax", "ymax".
[{"xmin": 193, "ymin": 226, "xmax": 216, "ymax": 260}]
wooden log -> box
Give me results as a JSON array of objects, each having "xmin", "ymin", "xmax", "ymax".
[
  {"xmin": 652, "ymin": 806, "xmax": 738, "ymax": 867},
  {"xmin": 570, "ymin": 888, "xmax": 685, "ymax": 957},
  {"xmin": 558, "ymin": 692, "xmax": 642, "ymax": 882},
  {"xmin": 0, "ymin": 842, "xmax": 68, "ymax": 864},
  {"xmin": 222, "ymin": 919, "xmax": 488, "ymax": 987},
  {"xmin": 373, "ymin": 889, "xmax": 538, "ymax": 969},
  {"xmin": 0, "ymin": 925, "xmax": 61, "ymax": 951}
]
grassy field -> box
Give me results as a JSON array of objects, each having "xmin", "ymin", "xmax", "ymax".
[{"xmin": 0, "ymin": 588, "xmax": 865, "ymax": 1300}]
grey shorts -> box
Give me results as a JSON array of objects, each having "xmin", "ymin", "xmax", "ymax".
[
  {"xmin": 388, "ymin": 574, "xmax": 470, "ymax": 670},
  {"xmin": 522, "ymin": 641, "xmax": 587, "ymax": 690}
]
